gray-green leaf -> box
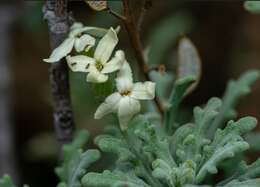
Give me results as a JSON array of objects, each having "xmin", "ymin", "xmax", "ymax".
[{"xmin": 177, "ymin": 37, "xmax": 201, "ymax": 96}]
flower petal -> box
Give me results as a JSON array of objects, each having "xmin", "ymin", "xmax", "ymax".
[
  {"xmin": 131, "ymin": 81, "xmax": 156, "ymax": 100},
  {"xmin": 81, "ymin": 27, "xmax": 108, "ymax": 38},
  {"xmin": 118, "ymin": 97, "xmax": 141, "ymax": 131},
  {"xmin": 69, "ymin": 22, "xmax": 85, "ymax": 37},
  {"xmin": 94, "ymin": 27, "xmax": 118, "ymax": 63},
  {"xmin": 70, "ymin": 22, "xmax": 83, "ymax": 31},
  {"xmin": 116, "ymin": 62, "xmax": 133, "ymax": 93},
  {"xmin": 66, "ymin": 55, "xmax": 95, "ymax": 72},
  {"xmin": 86, "ymin": 65, "xmax": 108, "ymax": 83},
  {"xmin": 74, "ymin": 34, "xmax": 96, "ymax": 52},
  {"xmin": 71, "ymin": 24, "xmax": 108, "ymax": 38},
  {"xmin": 94, "ymin": 92, "xmax": 122, "ymax": 119},
  {"xmin": 101, "ymin": 50, "xmax": 125, "ymax": 74},
  {"xmin": 43, "ymin": 37, "xmax": 75, "ymax": 63}
]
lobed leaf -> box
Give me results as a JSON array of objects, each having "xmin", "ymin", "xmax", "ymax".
[
  {"xmin": 196, "ymin": 117, "xmax": 257, "ymax": 183},
  {"xmin": 245, "ymin": 132, "xmax": 260, "ymax": 152},
  {"xmin": 218, "ymin": 158, "xmax": 260, "ymax": 186},
  {"xmin": 173, "ymin": 98, "xmax": 221, "ymax": 164},
  {"xmin": 208, "ymin": 70, "xmax": 259, "ymax": 137},
  {"xmin": 95, "ymin": 135, "xmax": 136, "ymax": 163},
  {"xmin": 56, "ymin": 130, "xmax": 90, "ymax": 182},
  {"xmin": 56, "ymin": 131, "xmax": 101, "ymax": 187},
  {"xmin": 82, "ymin": 170, "xmax": 150, "ymax": 187}
]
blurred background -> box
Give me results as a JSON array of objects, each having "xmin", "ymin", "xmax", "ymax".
[{"xmin": 0, "ymin": 0, "xmax": 259, "ymax": 186}]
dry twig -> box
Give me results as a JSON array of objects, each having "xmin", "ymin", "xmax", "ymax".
[
  {"xmin": 43, "ymin": 0, "xmax": 75, "ymax": 149},
  {"xmin": 116, "ymin": 0, "xmax": 164, "ymax": 116}
]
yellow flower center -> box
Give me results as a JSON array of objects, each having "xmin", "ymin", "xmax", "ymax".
[
  {"xmin": 95, "ymin": 61, "xmax": 104, "ymax": 72},
  {"xmin": 121, "ymin": 90, "xmax": 131, "ymax": 96}
]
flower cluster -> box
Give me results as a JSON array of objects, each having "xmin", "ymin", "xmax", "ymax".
[{"xmin": 43, "ymin": 22, "xmax": 156, "ymax": 130}]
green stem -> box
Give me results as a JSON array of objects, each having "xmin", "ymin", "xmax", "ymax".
[{"xmin": 163, "ymin": 77, "xmax": 195, "ymax": 135}]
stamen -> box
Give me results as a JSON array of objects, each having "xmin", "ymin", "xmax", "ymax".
[
  {"xmin": 95, "ymin": 61, "xmax": 104, "ymax": 72},
  {"xmin": 77, "ymin": 33, "xmax": 82, "ymax": 37},
  {"xmin": 121, "ymin": 91, "xmax": 131, "ymax": 96}
]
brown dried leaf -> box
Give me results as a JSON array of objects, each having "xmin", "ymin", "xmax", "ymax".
[
  {"xmin": 177, "ymin": 37, "xmax": 201, "ymax": 95},
  {"xmin": 84, "ymin": 0, "xmax": 107, "ymax": 11}
]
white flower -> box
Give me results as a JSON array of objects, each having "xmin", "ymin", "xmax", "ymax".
[
  {"xmin": 66, "ymin": 27, "xmax": 125, "ymax": 83},
  {"xmin": 94, "ymin": 62, "xmax": 156, "ymax": 130},
  {"xmin": 43, "ymin": 22, "xmax": 96, "ymax": 63}
]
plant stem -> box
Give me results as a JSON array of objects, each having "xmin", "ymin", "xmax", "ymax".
[
  {"xmin": 137, "ymin": 0, "xmax": 152, "ymax": 30},
  {"xmin": 121, "ymin": 0, "xmax": 164, "ymax": 117},
  {"xmin": 43, "ymin": 0, "xmax": 75, "ymax": 149}
]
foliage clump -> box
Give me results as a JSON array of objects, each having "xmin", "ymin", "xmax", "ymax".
[
  {"xmin": 2, "ymin": 70, "xmax": 259, "ymax": 187},
  {"xmin": 79, "ymin": 70, "xmax": 260, "ymax": 187}
]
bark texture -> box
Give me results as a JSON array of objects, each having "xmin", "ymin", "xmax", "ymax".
[{"xmin": 43, "ymin": 0, "xmax": 75, "ymax": 146}]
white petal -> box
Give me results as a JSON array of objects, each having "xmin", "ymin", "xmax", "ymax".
[
  {"xmin": 74, "ymin": 34, "xmax": 96, "ymax": 52},
  {"xmin": 101, "ymin": 50, "xmax": 125, "ymax": 74},
  {"xmin": 81, "ymin": 26, "xmax": 108, "ymax": 38},
  {"xmin": 94, "ymin": 92, "xmax": 122, "ymax": 119},
  {"xmin": 70, "ymin": 22, "xmax": 83, "ymax": 31},
  {"xmin": 94, "ymin": 27, "xmax": 118, "ymax": 63},
  {"xmin": 118, "ymin": 97, "xmax": 141, "ymax": 131},
  {"xmin": 66, "ymin": 55, "xmax": 95, "ymax": 72},
  {"xmin": 71, "ymin": 25, "xmax": 107, "ymax": 38},
  {"xmin": 116, "ymin": 62, "xmax": 133, "ymax": 93},
  {"xmin": 69, "ymin": 27, "xmax": 85, "ymax": 38},
  {"xmin": 117, "ymin": 62, "xmax": 133, "ymax": 82},
  {"xmin": 86, "ymin": 65, "xmax": 108, "ymax": 83},
  {"xmin": 131, "ymin": 82, "xmax": 156, "ymax": 100},
  {"xmin": 43, "ymin": 37, "xmax": 75, "ymax": 63}
]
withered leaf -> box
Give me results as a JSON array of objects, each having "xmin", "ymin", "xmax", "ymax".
[{"xmin": 84, "ymin": 0, "xmax": 107, "ymax": 11}]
